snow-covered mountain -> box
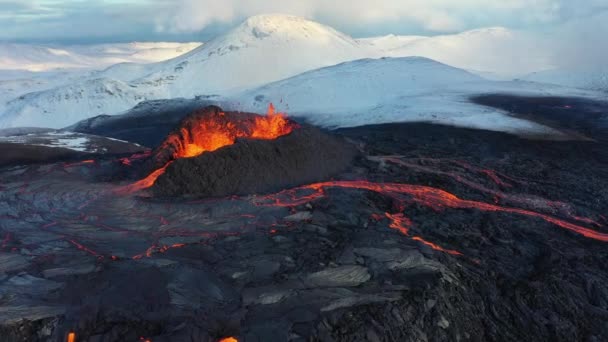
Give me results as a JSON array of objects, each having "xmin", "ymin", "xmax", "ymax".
[
  {"xmin": 0, "ymin": 77, "xmax": 172, "ymax": 129},
  {"xmin": 359, "ymin": 27, "xmax": 552, "ymax": 79},
  {"xmin": 0, "ymin": 14, "xmax": 369, "ymax": 128},
  {"xmin": 0, "ymin": 14, "xmax": 602, "ymax": 130},
  {"xmin": 234, "ymin": 56, "xmax": 596, "ymax": 135},
  {"xmin": 0, "ymin": 42, "xmax": 201, "ymax": 73},
  {"xmin": 119, "ymin": 14, "xmax": 368, "ymax": 96},
  {"xmin": 523, "ymin": 67, "xmax": 608, "ymax": 93},
  {"xmin": 0, "ymin": 42, "xmax": 203, "ymax": 124},
  {"xmin": 237, "ymin": 57, "xmax": 482, "ymax": 114}
]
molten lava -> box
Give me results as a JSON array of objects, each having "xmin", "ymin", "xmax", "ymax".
[
  {"xmin": 121, "ymin": 104, "xmax": 297, "ymax": 193},
  {"xmin": 251, "ymin": 103, "xmax": 293, "ymax": 139},
  {"xmin": 259, "ymin": 180, "xmax": 608, "ymax": 243},
  {"xmin": 170, "ymin": 103, "xmax": 294, "ymax": 160},
  {"xmin": 410, "ymin": 236, "xmax": 463, "ymax": 256},
  {"xmin": 124, "ymin": 163, "xmax": 171, "ymax": 193},
  {"xmin": 219, "ymin": 338, "xmax": 238, "ymax": 342},
  {"xmin": 385, "ymin": 213, "xmax": 412, "ymax": 235}
]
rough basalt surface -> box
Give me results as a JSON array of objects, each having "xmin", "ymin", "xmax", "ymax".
[
  {"xmin": 152, "ymin": 123, "xmax": 358, "ymax": 197},
  {"xmin": 1, "ymin": 96, "xmax": 608, "ymax": 342}
]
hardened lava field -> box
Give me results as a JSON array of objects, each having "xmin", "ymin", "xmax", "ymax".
[{"xmin": 1, "ymin": 98, "xmax": 608, "ymax": 342}]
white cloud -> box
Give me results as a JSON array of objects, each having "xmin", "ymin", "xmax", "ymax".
[
  {"xmin": 151, "ymin": 0, "xmax": 607, "ymax": 69},
  {"xmin": 547, "ymin": 11, "xmax": 608, "ymax": 68},
  {"xmin": 0, "ymin": 0, "xmax": 605, "ymax": 71},
  {"xmin": 156, "ymin": 0, "xmax": 569, "ymax": 33}
]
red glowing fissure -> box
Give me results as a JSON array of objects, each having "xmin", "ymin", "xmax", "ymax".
[
  {"xmin": 370, "ymin": 156, "xmax": 602, "ymax": 227},
  {"xmin": 260, "ymin": 180, "xmax": 608, "ymax": 243}
]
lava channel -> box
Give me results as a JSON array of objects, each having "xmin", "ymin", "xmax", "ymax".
[{"xmin": 259, "ymin": 180, "xmax": 608, "ymax": 243}]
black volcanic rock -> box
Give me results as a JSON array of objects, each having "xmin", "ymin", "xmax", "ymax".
[
  {"xmin": 152, "ymin": 123, "xmax": 357, "ymax": 197},
  {"xmin": 3, "ymin": 96, "xmax": 608, "ymax": 342}
]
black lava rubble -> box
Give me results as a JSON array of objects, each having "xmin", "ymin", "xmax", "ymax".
[{"xmin": 1, "ymin": 97, "xmax": 608, "ymax": 342}]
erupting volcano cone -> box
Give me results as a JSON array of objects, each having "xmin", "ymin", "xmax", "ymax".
[{"xmin": 129, "ymin": 105, "xmax": 357, "ymax": 197}]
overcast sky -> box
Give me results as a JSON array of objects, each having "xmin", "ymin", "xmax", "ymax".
[{"xmin": 1, "ymin": 0, "xmax": 607, "ymax": 46}]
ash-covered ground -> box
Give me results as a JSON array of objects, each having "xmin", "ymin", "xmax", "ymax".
[{"xmin": 1, "ymin": 96, "xmax": 608, "ymax": 342}]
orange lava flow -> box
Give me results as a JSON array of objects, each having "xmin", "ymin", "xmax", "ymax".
[
  {"xmin": 219, "ymin": 338, "xmax": 238, "ymax": 342},
  {"xmin": 67, "ymin": 239, "xmax": 100, "ymax": 257},
  {"xmin": 264, "ymin": 180, "xmax": 608, "ymax": 243},
  {"xmin": 117, "ymin": 162, "xmax": 172, "ymax": 194},
  {"xmin": 121, "ymin": 104, "xmax": 296, "ymax": 193},
  {"xmin": 385, "ymin": 213, "xmax": 412, "ymax": 235},
  {"xmin": 383, "ymin": 212, "xmax": 462, "ymax": 255},
  {"xmin": 411, "ymin": 236, "xmax": 463, "ymax": 256},
  {"xmin": 67, "ymin": 332, "xmax": 76, "ymax": 342}
]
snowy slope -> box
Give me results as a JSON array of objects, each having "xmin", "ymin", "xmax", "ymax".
[
  {"xmin": 359, "ymin": 27, "xmax": 552, "ymax": 79},
  {"xmin": 237, "ymin": 57, "xmax": 482, "ymax": 113},
  {"xmin": 0, "ymin": 42, "xmax": 202, "ymax": 122},
  {"xmin": 0, "ymin": 14, "xmax": 368, "ymax": 128},
  {"xmin": 0, "ymin": 44, "xmax": 96, "ymax": 72},
  {"xmin": 523, "ymin": 67, "xmax": 608, "ymax": 92},
  {"xmin": 234, "ymin": 57, "xmax": 597, "ymax": 135},
  {"xmin": 0, "ymin": 42, "xmax": 202, "ymax": 73},
  {"xmin": 0, "ymin": 14, "xmax": 601, "ymax": 130},
  {"xmin": 128, "ymin": 14, "xmax": 368, "ymax": 97},
  {"xmin": 0, "ymin": 78, "xmax": 165, "ymax": 128}
]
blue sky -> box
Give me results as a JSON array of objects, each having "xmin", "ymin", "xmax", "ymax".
[{"xmin": 1, "ymin": 0, "xmax": 607, "ymax": 44}]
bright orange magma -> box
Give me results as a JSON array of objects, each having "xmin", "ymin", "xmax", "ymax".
[
  {"xmin": 219, "ymin": 338, "xmax": 238, "ymax": 342},
  {"xmin": 175, "ymin": 103, "xmax": 293, "ymax": 159}
]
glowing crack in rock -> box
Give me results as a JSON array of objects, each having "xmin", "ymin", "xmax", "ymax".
[{"xmin": 259, "ymin": 180, "xmax": 608, "ymax": 243}]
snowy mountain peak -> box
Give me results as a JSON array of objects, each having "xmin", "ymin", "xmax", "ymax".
[
  {"xmin": 237, "ymin": 14, "xmax": 357, "ymax": 42},
  {"xmin": 127, "ymin": 14, "xmax": 367, "ymax": 98},
  {"xmin": 205, "ymin": 13, "xmax": 361, "ymax": 50}
]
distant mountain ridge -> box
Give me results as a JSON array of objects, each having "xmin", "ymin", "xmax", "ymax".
[
  {"xmin": 0, "ymin": 42, "xmax": 202, "ymax": 72},
  {"xmin": 0, "ymin": 14, "xmax": 605, "ymax": 129},
  {"xmin": 0, "ymin": 14, "xmax": 369, "ymax": 128}
]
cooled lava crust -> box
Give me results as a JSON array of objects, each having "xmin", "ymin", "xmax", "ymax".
[
  {"xmin": 148, "ymin": 106, "xmax": 357, "ymax": 197},
  {"xmin": 2, "ymin": 96, "xmax": 608, "ymax": 342}
]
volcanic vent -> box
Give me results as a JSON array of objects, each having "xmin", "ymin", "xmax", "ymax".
[{"xmin": 125, "ymin": 105, "xmax": 357, "ymax": 197}]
